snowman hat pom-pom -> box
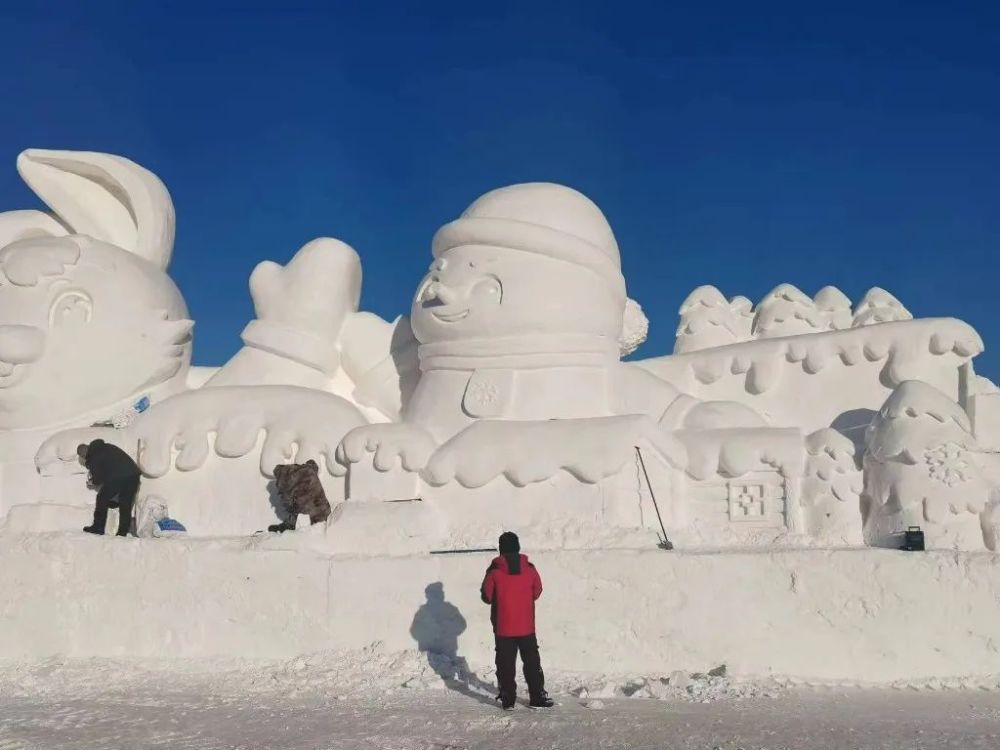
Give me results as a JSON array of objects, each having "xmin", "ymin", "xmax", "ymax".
[{"xmin": 619, "ymin": 297, "xmax": 649, "ymax": 356}]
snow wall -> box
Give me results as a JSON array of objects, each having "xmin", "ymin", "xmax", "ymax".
[{"xmin": 3, "ymin": 534, "xmax": 1000, "ymax": 685}]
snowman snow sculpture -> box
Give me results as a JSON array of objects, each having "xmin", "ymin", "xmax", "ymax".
[{"xmin": 335, "ymin": 183, "xmax": 778, "ymax": 549}]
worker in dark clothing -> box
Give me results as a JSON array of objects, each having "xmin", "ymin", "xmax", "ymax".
[
  {"xmin": 77, "ymin": 439, "xmax": 141, "ymax": 536},
  {"xmin": 480, "ymin": 531, "xmax": 553, "ymax": 710}
]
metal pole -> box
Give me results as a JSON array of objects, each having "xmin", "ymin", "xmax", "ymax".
[
  {"xmin": 635, "ymin": 446, "xmax": 672, "ymax": 550},
  {"xmin": 429, "ymin": 548, "xmax": 498, "ymax": 555}
]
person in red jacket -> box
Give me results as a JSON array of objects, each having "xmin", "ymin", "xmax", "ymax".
[{"xmin": 480, "ymin": 531, "xmax": 553, "ymax": 709}]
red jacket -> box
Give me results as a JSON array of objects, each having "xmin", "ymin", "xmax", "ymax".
[{"xmin": 480, "ymin": 553, "xmax": 542, "ymax": 637}]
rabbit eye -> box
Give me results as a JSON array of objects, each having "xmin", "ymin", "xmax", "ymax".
[{"xmin": 49, "ymin": 290, "xmax": 92, "ymax": 327}]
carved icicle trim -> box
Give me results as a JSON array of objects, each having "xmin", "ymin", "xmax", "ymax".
[
  {"xmin": 34, "ymin": 386, "xmax": 368, "ymax": 479},
  {"xmin": 675, "ymin": 427, "xmax": 805, "ymax": 481},
  {"xmin": 641, "ymin": 318, "xmax": 983, "ymax": 396}
]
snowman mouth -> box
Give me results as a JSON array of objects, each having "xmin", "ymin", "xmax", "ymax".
[{"xmin": 432, "ymin": 308, "xmax": 471, "ymax": 323}]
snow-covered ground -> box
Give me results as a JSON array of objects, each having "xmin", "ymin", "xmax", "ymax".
[{"xmin": 2, "ymin": 653, "xmax": 1000, "ymax": 749}]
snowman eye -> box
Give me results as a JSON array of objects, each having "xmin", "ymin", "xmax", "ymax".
[{"xmin": 471, "ymin": 275, "xmax": 502, "ymax": 303}]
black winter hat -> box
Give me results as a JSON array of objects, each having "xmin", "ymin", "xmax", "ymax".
[{"xmin": 498, "ymin": 531, "xmax": 520, "ymax": 554}]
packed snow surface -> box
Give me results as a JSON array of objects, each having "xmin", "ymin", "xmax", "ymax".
[
  {"xmin": 5, "ymin": 534, "xmax": 1000, "ymax": 684},
  {"xmin": 2, "ymin": 653, "xmax": 1000, "ymax": 749}
]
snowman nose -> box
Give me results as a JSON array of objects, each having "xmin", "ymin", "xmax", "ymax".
[
  {"xmin": 417, "ymin": 281, "xmax": 438, "ymax": 304},
  {"xmin": 434, "ymin": 284, "xmax": 459, "ymax": 305},
  {"xmin": 421, "ymin": 280, "xmax": 458, "ymax": 306}
]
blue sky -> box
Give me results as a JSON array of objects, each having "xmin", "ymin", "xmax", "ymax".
[{"xmin": 2, "ymin": 1, "xmax": 999, "ymax": 377}]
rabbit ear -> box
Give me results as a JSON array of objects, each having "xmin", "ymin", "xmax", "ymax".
[
  {"xmin": 16, "ymin": 149, "xmax": 175, "ymax": 270},
  {"xmin": 0, "ymin": 209, "xmax": 69, "ymax": 250}
]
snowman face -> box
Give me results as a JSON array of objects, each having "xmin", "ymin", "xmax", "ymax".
[
  {"xmin": 410, "ymin": 245, "xmax": 622, "ymax": 345},
  {"xmin": 411, "ymin": 246, "xmax": 503, "ymax": 341}
]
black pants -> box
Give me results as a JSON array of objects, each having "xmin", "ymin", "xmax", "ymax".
[
  {"xmin": 495, "ymin": 634, "xmax": 545, "ymax": 700},
  {"xmin": 89, "ymin": 475, "xmax": 140, "ymax": 536}
]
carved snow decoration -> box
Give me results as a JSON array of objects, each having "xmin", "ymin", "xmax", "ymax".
[
  {"xmin": 730, "ymin": 295, "xmax": 754, "ymax": 340},
  {"xmin": 752, "ymin": 284, "xmax": 827, "ymax": 339},
  {"xmin": 727, "ymin": 481, "xmax": 768, "ymax": 521},
  {"xmin": 0, "ymin": 148, "xmax": 991, "ymax": 558},
  {"xmin": 619, "ymin": 297, "xmax": 649, "ymax": 356},
  {"xmin": 814, "ymin": 286, "xmax": 853, "ymax": 331},
  {"xmin": 924, "ymin": 442, "xmax": 971, "ymax": 487},
  {"xmin": 0, "ymin": 152, "xmax": 192, "ymax": 432},
  {"xmin": 10, "ymin": 148, "xmax": 175, "ymax": 270},
  {"xmin": 862, "ymin": 380, "xmax": 991, "ymax": 550},
  {"xmin": 674, "ymin": 286, "xmax": 751, "ymax": 353},
  {"xmin": 801, "ymin": 428, "xmax": 863, "ymax": 544},
  {"xmin": 981, "ymin": 494, "xmax": 1000, "ymax": 551},
  {"xmin": 638, "ymin": 316, "xmax": 983, "ymax": 416},
  {"xmin": 852, "ymin": 287, "xmax": 912, "ymax": 327}
]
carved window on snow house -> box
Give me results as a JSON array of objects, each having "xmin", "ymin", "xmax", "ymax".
[{"xmin": 727, "ymin": 482, "xmax": 768, "ymax": 521}]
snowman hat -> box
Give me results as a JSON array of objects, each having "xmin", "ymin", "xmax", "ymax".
[{"xmin": 431, "ymin": 182, "xmax": 627, "ymax": 303}]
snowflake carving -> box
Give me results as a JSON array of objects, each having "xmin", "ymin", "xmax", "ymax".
[
  {"xmin": 467, "ymin": 381, "xmax": 499, "ymax": 407},
  {"xmin": 925, "ymin": 443, "xmax": 970, "ymax": 487}
]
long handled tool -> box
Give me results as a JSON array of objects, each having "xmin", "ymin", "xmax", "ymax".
[
  {"xmin": 635, "ymin": 446, "xmax": 673, "ymax": 550},
  {"xmin": 429, "ymin": 548, "xmax": 497, "ymax": 555}
]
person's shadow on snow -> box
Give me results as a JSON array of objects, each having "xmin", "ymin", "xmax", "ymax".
[{"xmin": 410, "ymin": 582, "xmax": 496, "ymax": 706}]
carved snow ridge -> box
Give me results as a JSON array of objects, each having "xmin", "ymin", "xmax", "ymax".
[
  {"xmin": 648, "ymin": 318, "xmax": 982, "ymax": 396},
  {"xmin": 675, "ymin": 427, "xmax": 804, "ymax": 481},
  {"xmin": 36, "ymin": 386, "xmax": 367, "ymax": 478},
  {"xmin": 420, "ymin": 415, "xmax": 686, "ymax": 489}
]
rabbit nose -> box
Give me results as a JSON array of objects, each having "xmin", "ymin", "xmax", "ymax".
[{"xmin": 0, "ymin": 325, "xmax": 45, "ymax": 364}]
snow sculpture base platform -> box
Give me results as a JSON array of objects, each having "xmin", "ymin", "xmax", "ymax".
[{"xmin": 2, "ymin": 534, "xmax": 1000, "ymax": 685}]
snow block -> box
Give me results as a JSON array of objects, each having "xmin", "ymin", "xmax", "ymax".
[
  {"xmin": 325, "ymin": 499, "xmax": 446, "ymax": 555},
  {"xmin": 2, "ymin": 535, "xmax": 1000, "ymax": 684}
]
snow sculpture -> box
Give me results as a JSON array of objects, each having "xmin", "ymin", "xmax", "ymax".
[
  {"xmin": 852, "ymin": 287, "xmax": 912, "ymax": 327},
  {"xmin": 2, "ymin": 151, "xmax": 395, "ymax": 534},
  {"xmin": 203, "ymin": 235, "xmax": 419, "ymax": 419},
  {"xmin": 0, "ymin": 150, "xmax": 191, "ymax": 517},
  {"xmin": 813, "ymin": 286, "xmax": 853, "ymax": 331},
  {"xmin": 0, "ymin": 150, "xmax": 189, "ymax": 430},
  {"xmin": 619, "ymin": 298, "xmax": 650, "ymax": 356},
  {"xmin": 972, "ymin": 375, "xmax": 1000, "ymax": 452},
  {"xmin": 862, "ymin": 380, "xmax": 992, "ymax": 550},
  {"xmin": 3, "ymin": 148, "xmax": 1000, "ymax": 553},
  {"xmin": 752, "ymin": 283, "xmax": 826, "ymax": 339},
  {"xmin": 334, "ymin": 182, "xmax": 793, "ymax": 548},
  {"xmin": 801, "ymin": 428, "xmax": 863, "ymax": 544},
  {"xmin": 673, "ymin": 286, "xmax": 752, "ymax": 353}
]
